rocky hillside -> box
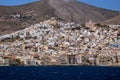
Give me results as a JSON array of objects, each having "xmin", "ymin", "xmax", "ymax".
[
  {"xmin": 103, "ymin": 15, "xmax": 120, "ymax": 25},
  {"xmin": 0, "ymin": 0, "xmax": 119, "ymax": 35},
  {"xmin": 48, "ymin": 0, "xmax": 119, "ymax": 22}
]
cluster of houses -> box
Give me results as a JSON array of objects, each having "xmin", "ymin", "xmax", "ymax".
[{"xmin": 0, "ymin": 18, "xmax": 120, "ymax": 66}]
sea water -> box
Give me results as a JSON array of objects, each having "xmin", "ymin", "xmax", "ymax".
[{"xmin": 0, "ymin": 66, "xmax": 120, "ymax": 80}]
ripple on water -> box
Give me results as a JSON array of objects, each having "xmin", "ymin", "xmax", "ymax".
[{"xmin": 0, "ymin": 66, "xmax": 120, "ymax": 80}]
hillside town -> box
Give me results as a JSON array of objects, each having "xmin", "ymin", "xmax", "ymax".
[{"xmin": 0, "ymin": 18, "xmax": 120, "ymax": 66}]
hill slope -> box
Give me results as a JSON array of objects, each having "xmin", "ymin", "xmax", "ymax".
[
  {"xmin": 48, "ymin": 0, "xmax": 119, "ymax": 22},
  {"xmin": 0, "ymin": 0, "xmax": 119, "ymax": 35},
  {"xmin": 103, "ymin": 15, "xmax": 120, "ymax": 25}
]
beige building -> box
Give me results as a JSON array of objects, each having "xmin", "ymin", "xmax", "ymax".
[
  {"xmin": 85, "ymin": 20, "xmax": 96, "ymax": 30},
  {"xmin": 96, "ymin": 54, "xmax": 117, "ymax": 66}
]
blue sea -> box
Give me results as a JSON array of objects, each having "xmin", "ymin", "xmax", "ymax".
[{"xmin": 0, "ymin": 66, "xmax": 120, "ymax": 80}]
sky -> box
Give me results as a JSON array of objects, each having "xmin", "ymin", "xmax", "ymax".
[
  {"xmin": 79, "ymin": 0, "xmax": 120, "ymax": 11},
  {"xmin": 0, "ymin": 0, "xmax": 120, "ymax": 11}
]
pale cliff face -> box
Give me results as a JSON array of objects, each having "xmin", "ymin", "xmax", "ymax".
[
  {"xmin": 48, "ymin": 0, "xmax": 73, "ymax": 22},
  {"xmin": 48, "ymin": 0, "xmax": 76, "ymax": 3}
]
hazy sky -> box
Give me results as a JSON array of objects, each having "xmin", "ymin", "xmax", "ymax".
[{"xmin": 0, "ymin": 0, "xmax": 120, "ymax": 11}]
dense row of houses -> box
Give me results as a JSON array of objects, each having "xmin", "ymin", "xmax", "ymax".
[
  {"xmin": 0, "ymin": 52, "xmax": 120, "ymax": 66},
  {"xmin": 0, "ymin": 18, "xmax": 120, "ymax": 66}
]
